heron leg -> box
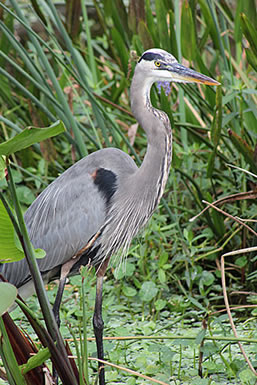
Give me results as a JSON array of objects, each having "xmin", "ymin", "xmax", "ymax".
[
  {"xmin": 51, "ymin": 275, "xmax": 67, "ymax": 384},
  {"xmin": 52, "ymin": 260, "xmax": 75, "ymax": 384},
  {"xmin": 93, "ymin": 259, "xmax": 109, "ymax": 385},
  {"xmin": 93, "ymin": 275, "xmax": 105, "ymax": 385},
  {"xmin": 53, "ymin": 276, "xmax": 67, "ymax": 328},
  {"xmin": 52, "ymin": 258, "xmax": 79, "ymax": 327}
]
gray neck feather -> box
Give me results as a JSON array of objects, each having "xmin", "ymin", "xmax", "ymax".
[
  {"xmin": 130, "ymin": 68, "xmax": 172, "ymax": 206},
  {"xmin": 94, "ymin": 67, "xmax": 172, "ymax": 266}
]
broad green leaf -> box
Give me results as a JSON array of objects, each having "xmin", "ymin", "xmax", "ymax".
[
  {"xmin": 154, "ymin": 299, "xmax": 167, "ymax": 311},
  {"xmin": 16, "ymin": 186, "xmax": 35, "ymax": 205},
  {"xmin": 158, "ymin": 252, "xmax": 169, "ymax": 267},
  {"xmin": 114, "ymin": 261, "xmax": 135, "ymax": 279},
  {"xmin": 0, "ymin": 282, "xmax": 17, "ymax": 316},
  {"xmin": 0, "ymin": 120, "xmax": 66, "ymax": 156},
  {"xmin": 34, "ymin": 248, "xmax": 46, "ymax": 259},
  {"xmin": 200, "ymin": 271, "xmax": 215, "ymax": 286},
  {"xmin": 158, "ymin": 268, "xmax": 166, "ymax": 283},
  {"xmin": 239, "ymin": 369, "xmax": 256, "ymax": 383},
  {"xmin": 125, "ymin": 261, "xmax": 136, "ymax": 276},
  {"xmin": 139, "ymin": 281, "xmax": 158, "ymax": 302},
  {"xmin": 122, "ymin": 286, "xmax": 137, "ymax": 297},
  {"xmin": 235, "ymin": 256, "xmax": 247, "ymax": 268},
  {"xmin": 0, "ymin": 199, "xmax": 24, "ymax": 263}
]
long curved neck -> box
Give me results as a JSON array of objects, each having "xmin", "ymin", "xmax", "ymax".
[
  {"xmin": 93, "ymin": 69, "xmax": 173, "ymax": 264},
  {"xmin": 130, "ymin": 70, "xmax": 172, "ymax": 210}
]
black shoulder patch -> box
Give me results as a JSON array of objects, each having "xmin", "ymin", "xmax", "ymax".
[
  {"xmin": 138, "ymin": 52, "xmax": 163, "ymax": 63},
  {"xmin": 93, "ymin": 168, "xmax": 117, "ymax": 206}
]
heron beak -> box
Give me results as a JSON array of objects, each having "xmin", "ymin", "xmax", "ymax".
[{"xmin": 167, "ymin": 63, "xmax": 220, "ymax": 85}]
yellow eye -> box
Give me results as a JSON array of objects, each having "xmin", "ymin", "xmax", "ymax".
[{"xmin": 155, "ymin": 61, "xmax": 161, "ymax": 67}]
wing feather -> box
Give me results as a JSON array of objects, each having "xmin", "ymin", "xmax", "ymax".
[{"xmin": 0, "ymin": 148, "xmax": 138, "ymax": 289}]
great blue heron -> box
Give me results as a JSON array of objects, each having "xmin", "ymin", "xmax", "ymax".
[{"xmin": 0, "ymin": 48, "xmax": 219, "ymax": 384}]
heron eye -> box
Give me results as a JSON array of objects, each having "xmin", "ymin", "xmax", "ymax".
[{"xmin": 154, "ymin": 60, "xmax": 161, "ymax": 67}]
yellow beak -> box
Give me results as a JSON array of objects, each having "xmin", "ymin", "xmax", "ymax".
[{"xmin": 167, "ymin": 63, "xmax": 220, "ymax": 85}]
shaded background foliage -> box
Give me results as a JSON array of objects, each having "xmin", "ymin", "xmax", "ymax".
[{"xmin": 0, "ymin": 0, "xmax": 257, "ymax": 384}]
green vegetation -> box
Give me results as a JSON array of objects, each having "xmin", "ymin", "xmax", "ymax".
[{"xmin": 0, "ymin": 0, "xmax": 257, "ymax": 384}]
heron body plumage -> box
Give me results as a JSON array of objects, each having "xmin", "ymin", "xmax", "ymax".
[
  {"xmin": 0, "ymin": 48, "xmax": 219, "ymax": 385},
  {"xmin": 1, "ymin": 148, "xmax": 138, "ymax": 288}
]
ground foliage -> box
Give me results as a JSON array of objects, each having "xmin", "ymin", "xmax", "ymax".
[{"xmin": 0, "ymin": 0, "xmax": 257, "ymax": 384}]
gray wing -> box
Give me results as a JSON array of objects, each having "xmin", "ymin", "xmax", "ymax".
[{"xmin": 0, "ymin": 148, "xmax": 137, "ymax": 288}]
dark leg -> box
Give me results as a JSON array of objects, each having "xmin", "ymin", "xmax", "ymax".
[
  {"xmin": 52, "ymin": 276, "xmax": 67, "ymax": 384},
  {"xmin": 50, "ymin": 258, "xmax": 83, "ymax": 384},
  {"xmin": 93, "ymin": 275, "xmax": 105, "ymax": 385},
  {"xmin": 53, "ymin": 276, "xmax": 67, "ymax": 328},
  {"xmin": 93, "ymin": 258, "xmax": 110, "ymax": 385}
]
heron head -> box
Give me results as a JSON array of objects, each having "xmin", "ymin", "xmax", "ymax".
[{"xmin": 137, "ymin": 48, "xmax": 220, "ymax": 86}]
